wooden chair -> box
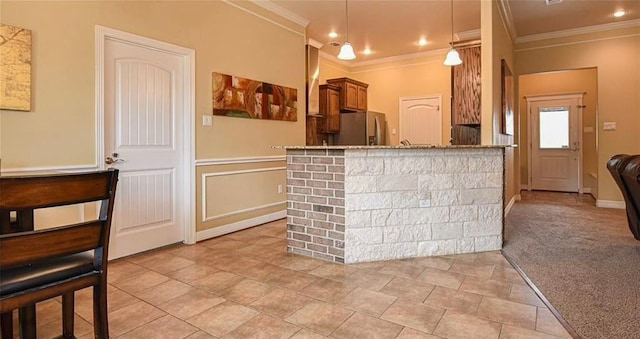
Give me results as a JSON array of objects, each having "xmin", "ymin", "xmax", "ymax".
[{"xmin": 0, "ymin": 169, "xmax": 119, "ymax": 339}]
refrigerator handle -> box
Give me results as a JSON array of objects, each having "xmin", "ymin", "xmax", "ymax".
[
  {"xmin": 376, "ymin": 116, "xmax": 382, "ymax": 145},
  {"xmin": 370, "ymin": 116, "xmax": 377, "ymax": 145}
]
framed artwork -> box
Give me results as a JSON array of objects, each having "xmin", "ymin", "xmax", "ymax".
[
  {"xmin": 212, "ymin": 72, "xmax": 297, "ymax": 122},
  {"xmin": 0, "ymin": 24, "xmax": 32, "ymax": 111},
  {"xmin": 501, "ymin": 59, "xmax": 514, "ymax": 135}
]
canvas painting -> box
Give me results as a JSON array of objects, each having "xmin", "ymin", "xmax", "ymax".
[
  {"xmin": 212, "ymin": 72, "xmax": 297, "ymax": 122},
  {"xmin": 0, "ymin": 24, "xmax": 32, "ymax": 111}
]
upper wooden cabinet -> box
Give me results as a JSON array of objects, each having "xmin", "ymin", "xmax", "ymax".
[
  {"xmin": 452, "ymin": 44, "xmax": 481, "ymax": 125},
  {"xmin": 319, "ymin": 84, "xmax": 340, "ymax": 133},
  {"xmin": 326, "ymin": 77, "xmax": 368, "ymax": 112}
]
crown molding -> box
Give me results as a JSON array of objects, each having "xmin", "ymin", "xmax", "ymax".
[
  {"xmin": 498, "ymin": 0, "xmax": 518, "ymax": 43},
  {"xmin": 456, "ymin": 29, "xmax": 481, "ymax": 41},
  {"xmin": 307, "ymin": 38, "xmax": 324, "ymax": 49},
  {"xmin": 249, "ymin": 0, "xmax": 310, "ymax": 27},
  {"xmin": 516, "ymin": 19, "xmax": 640, "ymax": 43}
]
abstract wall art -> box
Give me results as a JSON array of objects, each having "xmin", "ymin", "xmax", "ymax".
[
  {"xmin": 0, "ymin": 24, "xmax": 32, "ymax": 111},
  {"xmin": 212, "ymin": 72, "xmax": 297, "ymax": 122}
]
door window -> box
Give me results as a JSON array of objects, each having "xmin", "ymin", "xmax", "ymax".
[{"xmin": 538, "ymin": 107, "xmax": 569, "ymax": 149}]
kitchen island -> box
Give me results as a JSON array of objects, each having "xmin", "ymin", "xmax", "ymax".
[{"xmin": 278, "ymin": 145, "xmax": 508, "ymax": 264}]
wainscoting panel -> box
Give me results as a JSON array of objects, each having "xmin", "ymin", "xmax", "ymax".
[
  {"xmin": 202, "ymin": 167, "xmax": 285, "ymax": 223},
  {"xmin": 196, "ymin": 157, "xmax": 286, "ymax": 237}
]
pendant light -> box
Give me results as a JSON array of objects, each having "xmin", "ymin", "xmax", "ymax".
[
  {"xmin": 443, "ymin": 0, "xmax": 462, "ymax": 66},
  {"xmin": 337, "ymin": 0, "xmax": 356, "ymax": 60}
]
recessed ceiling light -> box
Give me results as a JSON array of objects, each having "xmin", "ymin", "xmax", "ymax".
[
  {"xmin": 613, "ymin": 10, "xmax": 626, "ymax": 17},
  {"xmin": 328, "ymin": 32, "xmax": 338, "ymax": 38},
  {"xmin": 545, "ymin": 0, "xmax": 562, "ymax": 5},
  {"xmin": 418, "ymin": 38, "xmax": 428, "ymax": 46},
  {"xmin": 363, "ymin": 48, "xmax": 372, "ymax": 55}
]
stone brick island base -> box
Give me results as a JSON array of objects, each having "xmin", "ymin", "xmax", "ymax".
[{"xmin": 281, "ymin": 145, "xmax": 507, "ymax": 264}]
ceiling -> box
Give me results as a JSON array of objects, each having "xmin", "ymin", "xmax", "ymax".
[{"xmin": 263, "ymin": 0, "xmax": 640, "ymax": 63}]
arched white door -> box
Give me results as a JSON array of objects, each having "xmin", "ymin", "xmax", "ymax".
[{"xmin": 399, "ymin": 96, "xmax": 442, "ymax": 145}]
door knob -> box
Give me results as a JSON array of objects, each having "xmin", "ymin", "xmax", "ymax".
[{"xmin": 105, "ymin": 153, "xmax": 125, "ymax": 165}]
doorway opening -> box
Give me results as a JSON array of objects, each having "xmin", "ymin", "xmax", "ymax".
[{"xmin": 519, "ymin": 68, "xmax": 598, "ymax": 197}]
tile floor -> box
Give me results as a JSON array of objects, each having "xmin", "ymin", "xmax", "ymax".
[{"xmin": 12, "ymin": 200, "xmax": 575, "ymax": 339}]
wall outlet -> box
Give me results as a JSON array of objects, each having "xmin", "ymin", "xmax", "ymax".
[
  {"xmin": 202, "ymin": 115, "xmax": 213, "ymax": 126},
  {"xmin": 603, "ymin": 122, "xmax": 616, "ymax": 131},
  {"xmin": 277, "ymin": 184, "xmax": 283, "ymax": 194}
]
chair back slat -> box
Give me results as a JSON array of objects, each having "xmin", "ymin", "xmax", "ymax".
[
  {"xmin": 0, "ymin": 221, "xmax": 103, "ymax": 268},
  {"xmin": 0, "ymin": 172, "xmax": 112, "ymax": 210}
]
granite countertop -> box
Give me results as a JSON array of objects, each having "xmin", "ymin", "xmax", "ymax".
[{"xmin": 273, "ymin": 144, "xmax": 517, "ymax": 150}]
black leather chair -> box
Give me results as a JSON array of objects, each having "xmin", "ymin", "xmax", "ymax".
[
  {"xmin": 0, "ymin": 169, "xmax": 118, "ymax": 339},
  {"xmin": 607, "ymin": 154, "xmax": 640, "ymax": 240}
]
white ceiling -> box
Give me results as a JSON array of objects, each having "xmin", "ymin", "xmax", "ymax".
[{"xmin": 260, "ymin": 0, "xmax": 640, "ymax": 63}]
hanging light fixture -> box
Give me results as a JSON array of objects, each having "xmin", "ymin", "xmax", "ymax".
[
  {"xmin": 337, "ymin": 0, "xmax": 356, "ymax": 60},
  {"xmin": 443, "ymin": 0, "xmax": 462, "ymax": 66}
]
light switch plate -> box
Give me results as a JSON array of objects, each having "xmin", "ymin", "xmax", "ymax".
[
  {"xmin": 603, "ymin": 122, "xmax": 616, "ymax": 131},
  {"xmin": 583, "ymin": 126, "xmax": 594, "ymax": 133},
  {"xmin": 202, "ymin": 115, "xmax": 213, "ymax": 126}
]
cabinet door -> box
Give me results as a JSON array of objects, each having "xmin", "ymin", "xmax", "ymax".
[
  {"xmin": 306, "ymin": 117, "xmax": 320, "ymax": 145},
  {"xmin": 344, "ymin": 82, "xmax": 359, "ymax": 111},
  {"xmin": 326, "ymin": 89, "xmax": 340, "ymax": 132},
  {"xmin": 357, "ymin": 85, "xmax": 367, "ymax": 111}
]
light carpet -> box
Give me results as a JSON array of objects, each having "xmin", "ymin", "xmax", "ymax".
[{"xmin": 503, "ymin": 196, "xmax": 640, "ymax": 339}]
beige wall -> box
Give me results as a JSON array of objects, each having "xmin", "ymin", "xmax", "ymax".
[
  {"xmin": 515, "ymin": 26, "xmax": 640, "ymax": 202},
  {"xmin": 481, "ymin": 0, "xmax": 518, "ymax": 207},
  {"xmin": 319, "ymin": 54, "xmax": 452, "ymax": 146},
  {"xmin": 0, "ymin": 1, "xmax": 306, "ymax": 233},
  {"xmin": 519, "ymin": 69, "xmax": 598, "ymax": 195}
]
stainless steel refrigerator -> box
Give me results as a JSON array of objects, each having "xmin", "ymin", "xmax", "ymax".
[{"xmin": 335, "ymin": 111, "xmax": 386, "ymax": 146}]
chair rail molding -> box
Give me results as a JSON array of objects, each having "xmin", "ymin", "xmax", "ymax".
[
  {"xmin": 0, "ymin": 164, "xmax": 99, "ymax": 175},
  {"xmin": 195, "ymin": 155, "xmax": 286, "ymax": 166}
]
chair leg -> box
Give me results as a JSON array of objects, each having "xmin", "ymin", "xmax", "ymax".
[
  {"xmin": 18, "ymin": 306, "xmax": 36, "ymax": 339},
  {"xmin": 93, "ymin": 283, "xmax": 108, "ymax": 339},
  {"xmin": 0, "ymin": 311, "xmax": 13, "ymax": 339},
  {"xmin": 62, "ymin": 292, "xmax": 75, "ymax": 339}
]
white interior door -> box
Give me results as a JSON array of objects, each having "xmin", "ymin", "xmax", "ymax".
[
  {"xmin": 399, "ymin": 96, "xmax": 442, "ymax": 145},
  {"xmin": 530, "ymin": 98, "xmax": 580, "ymax": 192},
  {"xmin": 104, "ymin": 37, "xmax": 187, "ymax": 259}
]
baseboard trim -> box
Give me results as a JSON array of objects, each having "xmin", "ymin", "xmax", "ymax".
[
  {"xmin": 596, "ymin": 200, "xmax": 625, "ymax": 209},
  {"xmin": 505, "ymin": 194, "xmax": 520, "ymax": 216},
  {"xmin": 196, "ymin": 210, "xmax": 286, "ymax": 242},
  {"xmin": 501, "ymin": 251, "xmax": 582, "ymax": 339}
]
